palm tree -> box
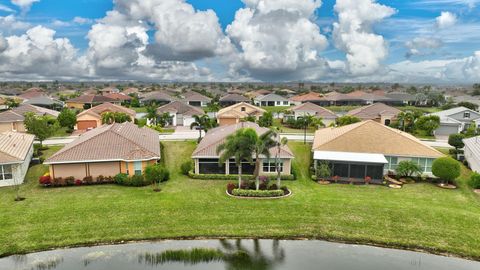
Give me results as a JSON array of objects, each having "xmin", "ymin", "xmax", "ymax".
[
  {"xmin": 101, "ymin": 112, "xmax": 115, "ymax": 124},
  {"xmin": 273, "ymin": 132, "xmax": 288, "ymax": 188},
  {"xmin": 298, "ymin": 114, "xmax": 315, "ymax": 144},
  {"xmin": 190, "ymin": 115, "xmax": 215, "ymax": 141},
  {"xmin": 217, "ymin": 129, "xmax": 255, "ymax": 188},
  {"xmin": 397, "ymin": 111, "xmax": 415, "ymax": 131},
  {"xmin": 247, "ymin": 128, "xmax": 277, "ymax": 190},
  {"xmin": 146, "ymin": 106, "xmax": 158, "ymax": 126}
]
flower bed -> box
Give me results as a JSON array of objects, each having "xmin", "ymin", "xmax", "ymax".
[
  {"xmin": 226, "ymin": 182, "xmax": 290, "ymax": 198},
  {"xmin": 231, "ymin": 189, "xmax": 285, "ymax": 197}
]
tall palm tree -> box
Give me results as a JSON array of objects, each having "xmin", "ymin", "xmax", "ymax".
[
  {"xmin": 247, "ymin": 128, "xmax": 277, "ymax": 190},
  {"xmin": 273, "ymin": 132, "xmax": 288, "ymax": 188},
  {"xmin": 146, "ymin": 106, "xmax": 158, "ymax": 126},
  {"xmin": 217, "ymin": 129, "xmax": 255, "ymax": 188},
  {"xmin": 397, "ymin": 111, "xmax": 415, "ymax": 131},
  {"xmin": 298, "ymin": 114, "xmax": 315, "ymax": 144},
  {"xmin": 190, "ymin": 114, "xmax": 215, "ymax": 141},
  {"xmin": 101, "ymin": 112, "xmax": 115, "ymax": 124}
]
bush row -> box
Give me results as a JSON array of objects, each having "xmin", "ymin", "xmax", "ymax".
[
  {"xmin": 188, "ymin": 171, "xmax": 295, "ymax": 181},
  {"xmin": 470, "ymin": 172, "xmax": 480, "ymax": 189},
  {"xmin": 39, "ymin": 175, "xmax": 115, "ymax": 187},
  {"xmin": 231, "ymin": 189, "xmax": 285, "ymax": 197}
]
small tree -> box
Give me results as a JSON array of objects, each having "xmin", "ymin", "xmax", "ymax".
[
  {"xmin": 457, "ymin": 101, "xmax": 478, "ymax": 111},
  {"xmin": 464, "ymin": 124, "xmax": 477, "ymax": 138},
  {"xmin": 432, "ymin": 157, "xmax": 461, "ymax": 186},
  {"xmin": 336, "ymin": 115, "xmax": 361, "ymax": 126},
  {"xmin": 316, "ymin": 161, "xmax": 331, "ymax": 181},
  {"xmin": 57, "ymin": 109, "xmax": 77, "ymax": 130},
  {"xmin": 448, "ymin": 133, "xmax": 465, "ymax": 150},
  {"xmin": 24, "ymin": 113, "xmax": 54, "ymax": 147},
  {"xmin": 415, "ymin": 115, "xmax": 440, "ymax": 136},
  {"xmin": 144, "ymin": 164, "xmax": 169, "ymax": 191},
  {"xmin": 395, "ymin": 160, "xmax": 422, "ymax": 178},
  {"xmin": 258, "ymin": 111, "xmax": 273, "ymax": 127}
]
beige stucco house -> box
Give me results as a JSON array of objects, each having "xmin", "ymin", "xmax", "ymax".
[
  {"xmin": 75, "ymin": 102, "xmax": 136, "ymax": 131},
  {"xmin": 0, "ymin": 132, "xmax": 35, "ymax": 187},
  {"xmin": 217, "ymin": 102, "xmax": 266, "ymax": 126},
  {"xmin": 45, "ymin": 122, "xmax": 160, "ymax": 179},
  {"xmin": 346, "ymin": 103, "xmax": 401, "ymax": 126},
  {"xmin": 0, "ymin": 104, "xmax": 59, "ymax": 133}
]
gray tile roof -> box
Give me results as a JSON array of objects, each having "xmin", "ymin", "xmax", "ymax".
[
  {"xmin": 0, "ymin": 132, "xmax": 35, "ymax": 164},
  {"xmin": 157, "ymin": 101, "xmax": 204, "ymax": 116}
]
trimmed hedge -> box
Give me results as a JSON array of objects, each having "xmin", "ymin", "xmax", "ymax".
[
  {"xmin": 231, "ymin": 189, "xmax": 285, "ymax": 197},
  {"xmin": 470, "ymin": 172, "xmax": 480, "ymax": 189},
  {"xmin": 188, "ymin": 171, "xmax": 295, "ymax": 181}
]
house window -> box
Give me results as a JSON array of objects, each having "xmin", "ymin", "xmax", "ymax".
[
  {"xmin": 262, "ymin": 159, "xmax": 283, "ymax": 173},
  {"xmin": 464, "ymin": 112, "xmax": 471, "ymax": 119},
  {"xmin": 134, "ymin": 161, "xmax": 142, "ymax": 175},
  {"xmin": 411, "ymin": 158, "xmax": 435, "ymax": 173},
  {"xmin": 385, "ymin": 156, "xmax": 398, "ymax": 170},
  {"xmin": 229, "ymin": 159, "xmax": 256, "ymax": 175},
  {"xmin": 0, "ymin": 164, "xmax": 13, "ymax": 181},
  {"xmin": 241, "ymin": 107, "xmax": 246, "ymax": 112},
  {"xmin": 125, "ymin": 162, "xmax": 129, "ymax": 175},
  {"xmin": 200, "ymin": 159, "xmax": 225, "ymax": 174},
  {"xmin": 384, "ymin": 119, "xmax": 391, "ymax": 126},
  {"xmin": 283, "ymin": 101, "xmax": 289, "ymax": 105}
]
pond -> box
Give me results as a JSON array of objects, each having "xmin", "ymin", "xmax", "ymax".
[{"xmin": 1, "ymin": 239, "xmax": 479, "ymax": 270}]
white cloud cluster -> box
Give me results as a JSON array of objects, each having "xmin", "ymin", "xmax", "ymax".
[
  {"xmin": 227, "ymin": 0, "xmax": 329, "ymax": 80},
  {"xmin": 11, "ymin": 0, "xmax": 39, "ymax": 13},
  {"xmin": 436, "ymin": 11, "xmax": 457, "ymax": 28},
  {"xmin": 0, "ymin": 15, "xmax": 30, "ymax": 33},
  {"xmin": 333, "ymin": 0, "xmax": 396, "ymax": 76},
  {"xmin": 405, "ymin": 37, "xmax": 443, "ymax": 58}
]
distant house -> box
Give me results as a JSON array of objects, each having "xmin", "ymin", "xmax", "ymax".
[
  {"xmin": 286, "ymin": 102, "xmax": 337, "ymax": 126},
  {"xmin": 0, "ymin": 97, "xmax": 6, "ymax": 110},
  {"xmin": 0, "ymin": 132, "xmax": 35, "ymax": 187},
  {"xmin": 312, "ymin": 120, "xmax": 443, "ymax": 181},
  {"xmin": 0, "ymin": 104, "xmax": 59, "ymax": 133},
  {"xmin": 140, "ymin": 91, "xmax": 175, "ymax": 105},
  {"xmin": 75, "ymin": 102, "xmax": 136, "ymax": 131},
  {"xmin": 66, "ymin": 94, "xmax": 119, "ymax": 109},
  {"xmin": 18, "ymin": 88, "xmax": 46, "ymax": 100},
  {"xmin": 104, "ymin": 93, "xmax": 132, "ymax": 103},
  {"xmin": 45, "ymin": 122, "xmax": 160, "ymax": 179},
  {"xmin": 385, "ymin": 92, "xmax": 415, "ymax": 106},
  {"xmin": 23, "ymin": 96, "xmax": 63, "ymax": 109},
  {"xmin": 289, "ymin": 92, "xmax": 327, "ymax": 106},
  {"xmin": 191, "ymin": 122, "xmax": 294, "ymax": 176},
  {"xmin": 156, "ymin": 101, "xmax": 204, "ymax": 127},
  {"xmin": 100, "ymin": 87, "xmax": 120, "ymax": 95},
  {"xmin": 219, "ymin": 94, "xmax": 250, "ymax": 107},
  {"xmin": 464, "ymin": 136, "xmax": 480, "ymax": 172},
  {"xmin": 254, "ymin": 93, "xmax": 290, "ymax": 107},
  {"xmin": 217, "ymin": 102, "xmax": 265, "ymax": 126},
  {"xmin": 122, "ymin": 87, "xmax": 139, "ymax": 95},
  {"xmin": 430, "ymin": 107, "xmax": 480, "ymax": 137},
  {"xmin": 346, "ymin": 103, "xmax": 401, "ymax": 126},
  {"xmin": 182, "ymin": 92, "xmax": 211, "ymax": 107}
]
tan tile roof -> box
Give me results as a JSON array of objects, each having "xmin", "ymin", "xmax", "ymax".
[
  {"xmin": 18, "ymin": 88, "xmax": 46, "ymax": 99},
  {"xmin": 77, "ymin": 102, "xmax": 136, "ymax": 118},
  {"xmin": 0, "ymin": 110, "xmax": 24, "ymax": 123},
  {"xmin": 0, "ymin": 132, "xmax": 34, "ymax": 163},
  {"xmin": 192, "ymin": 122, "xmax": 294, "ymax": 159},
  {"xmin": 289, "ymin": 92, "xmax": 325, "ymax": 102},
  {"xmin": 288, "ymin": 102, "xmax": 337, "ymax": 119},
  {"xmin": 45, "ymin": 122, "xmax": 160, "ymax": 164},
  {"xmin": 219, "ymin": 93, "xmax": 250, "ymax": 102},
  {"xmin": 183, "ymin": 92, "xmax": 211, "ymax": 102},
  {"xmin": 141, "ymin": 91, "xmax": 175, "ymax": 102},
  {"xmin": 347, "ymin": 103, "xmax": 401, "ymax": 120},
  {"xmin": 217, "ymin": 102, "xmax": 265, "ymax": 119},
  {"xmin": 104, "ymin": 93, "xmax": 132, "ymax": 101},
  {"xmin": 67, "ymin": 94, "xmax": 117, "ymax": 104},
  {"xmin": 312, "ymin": 120, "xmax": 443, "ymax": 158},
  {"xmin": 157, "ymin": 101, "xmax": 204, "ymax": 116},
  {"xmin": 12, "ymin": 104, "xmax": 60, "ymax": 118}
]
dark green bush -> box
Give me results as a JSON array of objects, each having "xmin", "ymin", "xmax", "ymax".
[
  {"xmin": 231, "ymin": 189, "xmax": 284, "ymax": 197},
  {"xmin": 130, "ymin": 174, "xmax": 148, "ymax": 186},
  {"xmin": 144, "ymin": 164, "xmax": 170, "ymax": 184},
  {"xmin": 180, "ymin": 161, "xmax": 192, "ymax": 175},
  {"xmin": 432, "ymin": 157, "xmax": 461, "ymax": 184},
  {"xmin": 114, "ymin": 173, "xmax": 129, "ymax": 185},
  {"xmin": 470, "ymin": 172, "xmax": 480, "ymax": 189}
]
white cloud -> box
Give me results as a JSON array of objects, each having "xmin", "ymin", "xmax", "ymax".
[
  {"xmin": 0, "ymin": 15, "xmax": 30, "ymax": 32},
  {"xmin": 72, "ymin": 16, "xmax": 93, "ymax": 25},
  {"xmin": 51, "ymin": 19, "xmax": 70, "ymax": 27},
  {"xmin": 436, "ymin": 11, "xmax": 457, "ymax": 29},
  {"xmin": 0, "ymin": 4, "xmax": 15, "ymax": 13},
  {"xmin": 333, "ymin": 0, "xmax": 396, "ymax": 76},
  {"xmin": 226, "ymin": 0, "xmax": 329, "ymax": 80},
  {"xmin": 11, "ymin": 0, "xmax": 39, "ymax": 13},
  {"xmin": 405, "ymin": 37, "xmax": 443, "ymax": 58}
]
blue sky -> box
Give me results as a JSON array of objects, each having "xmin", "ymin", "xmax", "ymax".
[{"xmin": 0, "ymin": 0, "xmax": 479, "ymax": 82}]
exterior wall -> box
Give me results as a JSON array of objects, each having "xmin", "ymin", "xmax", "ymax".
[
  {"xmin": 50, "ymin": 163, "xmax": 87, "ymax": 179},
  {"xmin": 380, "ymin": 115, "xmax": 396, "ymax": 126},
  {"xmin": 0, "ymin": 122, "xmax": 26, "ymax": 132},
  {"xmin": 183, "ymin": 116, "xmax": 196, "ymax": 127},
  {"xmin": 120, "ymin": 160, "xmax": 157, "ymax": 176},
  {"xmin": 464, "ymin": 144, "xmax": 480, "ymax": 173},
  {"xmin": 385, "ymin": 156, "xmax": 437, "ymax": 177},
  {"xmin": 88, "ymin": 162, "xmax": 121, "ymax": 178},
  {"xmin": 193, "ymin": 158, "xmax": 292, "ymax": 176},
  {"xmin": 76, "ymin": 114, "xmax": 101, "ymax": 130},
  {"xmin": 66, "ymin": 102, "xmax": 85, "ymax": 109},
  {"xmin": 0, "ymin": 122, "xmax": 13, "ymax": 132},
  {"xmin": 218, "ymin": 117, "xmax": 239, "ymax": 126},
  {"xmin": 0, "ymin": 144, "xmax": 33, "ymax": 187},
  {"xmin": 448, "ymin": 110, "xmax": 480, "ymax": 123}
]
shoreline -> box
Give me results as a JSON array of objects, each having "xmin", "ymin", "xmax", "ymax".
[{"xmin": 1, "ymin": 235, "xmax": 479, "ymax": 262}]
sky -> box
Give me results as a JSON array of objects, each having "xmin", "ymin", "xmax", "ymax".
[{"xmin": 0, "ymin": 0, "xmax": 479, "ymax": 83}]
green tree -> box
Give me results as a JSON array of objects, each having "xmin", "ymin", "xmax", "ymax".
[
  {"xmin": 298, "ymin": 115, "xmax": 314, "ymax": 144},
  {"xmin": 464, "ymin": 124, "xmax": 478, "ymax": 138},
  {"xmin": 272, "ymin": 132, "xmax": 288, "ymax": 188},
  {"xmin": 395, "ymin": 160, "xmax": 422, "ymax": 178},
  {"xmin": 113, "ymin": 112, "xmax": 131, "ymax": 123},
  {"xmin": 448, "ymin": 133, "xmax": 465, "ymax": 150},
  {"xmin": 336, "ymin": 115, "xmax": 361, "ymax": 127},
  {"xmin": 396, "ymin": 111, "xmax": 416, "ymax": 132},
  {"xmin": 5, "ymin": 98, "xmax": 20, "ymax": 108},
  {"xmin": 217, "ymin": 128, "xmax": 255, "ymax": 188},
  {"xmin": 457, "ymin": 102, "xmax": 478, "ymax": 111},
  {"xmin": 316, "ymin": 161, "xmax": 331, "ymax": 180},
  {"xmin": 247, "ymin": 128, "xmax": 277, "ymax": 190},
  {"xmin": 190, "ymin": 114, "xmax": 216, "ymax": 141},
  {"xmin": 101, "ymin": 112, "xmax": 115, "ymax": 125},
  {"xmin": 258, "ymin": 111, "xmax": 273, "ymax": 127},
  {"xmin": 432, "ymin": 157, "xmax": 461, "ymax": 185},
  {"xmin": 144, "ymin": 163, "xmax": 169, "ymax": 191},
  {"xmin": 146, "ymin": 106, "xmax": 158, "ymax": 125},
  {"xmin": 24, "ymin": 113, "xmax": 55, "ymax": 147},
  {"xmin": 157, "ymin": 113, "xmax": 173, "ymax": 127},
  {"xmin": 415, "ymin": 115, "xmax": 440, "ymax": 136},
  {"xmin": 57, "ymin": 109, "xmax": 77, "ymax": 130}
]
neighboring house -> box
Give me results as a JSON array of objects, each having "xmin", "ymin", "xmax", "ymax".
[
  {"xmin": 183, "ymin": 92, "xmax": 211, "ymax": 107},
  {"xmin": 140, "ymin": 91, "xmax": 175, "ymax": 105},
  {"xmin": 385, "ymin": 92, "xmax": 415, "ymax": 106},
  {"xmin": 45, "ymin": 122, "xmax": 160, "ymax": 179},
  {"xmin": 217, "ymin": 102, "xmax": 266, "ymax": 126},
  {"xmin": 289, "ymin": 92, "xmax": 327, "ymax": 106},
  {"xmin": 122, "ymin": 87, "xmax": 139, "ymax": 95},
  {"xmin": 463, "ymin": 136, "xmax": 480, "ymax": 172},
  {"xmin": 254, "ymin": 93, "xmax": 290, "ymax": 107},
  {"xmin": 191, "ymin": 122, "xmax": 294, "ymax": 176},
  {"xmin": 219, "ymin": 94, "xmax": 250, "ymax": 107},
  {"xmin": 100, "ymin": 87, "xmax": 120, "ymax": 95},
  {"xmin": 312, "ymin": 120, "xmax": 443, "ymax": 181},
  {"xmin": 156, "ymin": 101, "xmax": 204, "ymax": 127},
  {"xmin": 430, "ymin": 107, "xmax": 480, "ymax": 137},
  {"xmin": 286, "ymin": 102, "xmax": 337, "ymax": 126},
  {"xmin": 23, "ymin": 96, "xmax": 63, "ymax": 109},
  {"xmin": 0, "ymin": 132, "xmax": 35, "ymax": 187},
  {"xmin": 75, "ymin": 102, "xmax": 136, "ymax": 131},
  {"xmin": 346, "ymin": 103, "xmax": 401, "ymax": 126},
  {"xmin": 18, "ymin": 88, "xmax": 46, "ymax": 100},
  {"xmin": 66, "ymin": 95, "xmax": 119, "ymax": 109},
  {"xmin": 0, "ymin": 104, "xmax": 59, "ymax": 132},
  {"xmin": 104, "ymin": 93, "xmax": 132, "ymax": 103}
]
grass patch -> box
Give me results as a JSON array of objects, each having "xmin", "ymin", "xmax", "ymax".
[
  {"xmin": 272, "ymin": 119, "xmax": 315, "ymax": 134},
  {"xmin": 261, "ymin": 106, "xmax": 291, "ymax": 113},
  {"xmin": 132, "ymin": 107, "xmax": 148, "ymax": 113},
  {"xmin": 51, "ymin": 127, "xmax": 70, "ymax": 138},
  {"xmin": 0, "ymin": 142, "xmax": 480, "ymax": 260}
]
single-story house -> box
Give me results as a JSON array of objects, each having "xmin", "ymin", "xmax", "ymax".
[
  {"xmin": 183, "ymin": 92, "xmax": 211, "ymax": 107},
  {"xmin": 0, "ymin": 104, "xmax": 59, "ymax": 133},
  {"xmin": 0, "ymin": 132, "xmax": 35, "ymax": 187},
  {"xmin": 312, "ymin": 120, "xmax": 443, "ymax": 182},
  {"xmin": 103, "ymin": 93, "xmax": 132, "ymax": 103},
  {"xmin": 23, "ymin": 96, "xmax": 63, "ymax": 110},
  {"xmin": 219, "ymin": 94, "xmax": 250, "ymax": 107},
  {"xmin": 289, "ymin": 92, "xmax": 327, "ymax": 106},
  {"xmin": 430, "ymin": 107, "xmax": 480, "ymax": 137},
  {"xmin": 217, "ymin": 102, "xmax": 266, "ymax": 126},
  {"xmin": 463, "ymin": 136, "xmax": 480, "ymax": 172},
  {"xmin": 346, "ymin": 103, "xmax": 401, "ymax": 126},
  {"xmin": 254, "ymin": 93, "xmax": 290, "ymax": 107},
  {"xmin": 45, "ymin": 122, "xmax": 160, "ymax": 179},
  {"xmin": 140, "ymin": 91, "xmax": 175, "ymax": 105},
  {"xmin": 122, "ymin": 87, "xmax": 139, "ymax": 95},
  {"xmin": 66, "ymin": 94, "xmax": 119, "ymax": 109},
  {"xmin": 75, "ymin": 102, "xmax": 136, "ymax": 131},
  {"xmin": 384, "ymin": 92, "xmax": 415, "ymax": 106},
  {"xmin": 0, "ymin": 97, "xmax": 7, "ymax": 110},
  {"xmin": 100, "ymin": 87, "xmax": 120, "ymax": 95},
  {"xmin": 18, "ymin": 88, "xmax": 46, "ymax": 100},
  {"xmin": 286, "ymin": 102, "xmax": 337, "ymax": 126},
  {"xmin": 191, "ymin": 122, "xmax": 294, "ymax": 176},
  {"xmin": 156, "ymin": 101, "xmax": 205, "ymax": 127}
]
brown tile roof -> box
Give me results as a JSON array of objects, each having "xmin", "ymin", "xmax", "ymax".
[
  {"xmin": 217, "ymin": 102, "xmax": 265, "ymax": 119},
  {"xmin": 45, "ymin": 122, "xmax": 160, "ymax": 164},
  {"xmin": 122, "ymin": 88, "xmax": 139, "ymax": 95},
  {"xmin": 104, "ymin": 93, "xmax": 132, "ymax": 101},
  {"xmin": 183, "ymin": 92, "xmax": 211, "ymax": 102},
  {"xmin": 312, "ymin": 120, "xmax": 443, "ymax": 158},
  {"xmin": 288, "ymin": 102, "xmax": 337, "ymax": 119},
  {"xmin": 347, "ymin": 103, "xmax": 401, "ymax": 120},
  {"xmin": 0, "ymin": 132, "xmax": 35, "ymax": 163},
  {"xmin": 289, "ymin": 92, "xmax": 325, "ymax": 102},
  {"xmin": 12, "ymin": 104, "xmax": 60, "ymax": 118},
  {"xmin": 219, "ymin": 93, "xmax": 250, "ymax": 102},
  {"xmin": 192, "ymin": 122, "xmax": 294, "ymax": 158},
  {"xmin": 157, "ymin": 101, "xmax": 204, "ymax": 116},
  {"xmin": 77, "ymin": 103, "xmax": 136, "ymax": 118},
  {"xmin": 0, "ymin": 110, "xmax": 24, "ymax": 123},
  {"xmin": 18, "ymin": 88, "xmax": 46, "ymax": 99},
  {"xmin": 67, "ymin": 94, "xmax": 117, "ymax": 104}
]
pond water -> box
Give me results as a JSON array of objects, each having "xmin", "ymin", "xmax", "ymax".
[{"xmin": 1, "ymin": 239, "xmax": 479, "ymax": 270}]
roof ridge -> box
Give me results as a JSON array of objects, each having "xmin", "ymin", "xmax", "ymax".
[
  {"xmin": 313, "ymin": 121, "xmax": 368, "ymax": 149},
  {"xmin": 113, "ymin": 123, "xmax": 160, "ymax": 158}
]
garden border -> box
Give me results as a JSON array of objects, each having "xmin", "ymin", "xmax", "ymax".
[{"xmin": 225, "ymin": 189, "xmax": 292, "ymax": 200}]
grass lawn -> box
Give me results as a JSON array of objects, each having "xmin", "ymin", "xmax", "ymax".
[
  {"xmin": 261, "ymin": 106, "xmax": 291, "ymax": 114},
  {"xmin": 1, "ymin": 142, "xmax": 480, "ymax": 259},
  {"xmin": 51, "ymin": 127, "xmax": 71, "ymax": 138},
  {"xmin": 272, "ymin": 119, "xmax": 315, "ymax": 134},
  {"xmin": 398, "ymin": 106, "xmax": 442, "ymax": 113},
  {"xmin": 132, "ymin": 107, "xmax": 148, "ymax": 113}
]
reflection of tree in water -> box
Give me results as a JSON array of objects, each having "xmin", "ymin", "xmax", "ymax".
[
  {"xmin": 29, "ymin": 255, "xmax": 64, "ymax": 270},
  {"xmin": 138, "ymin": 239, "xmax": 285, "ymax": 270}
]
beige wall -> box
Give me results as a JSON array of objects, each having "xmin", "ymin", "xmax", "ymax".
[
  {"xmin": 0, "ymin": 122, "xmax": 13, "ymax": 132},
  {"xmin": 89, "ymin": 162, "xmax": 121, "ymax": 178},
  {"xmin": 0, "ymin": 122, "xmax": 25, "ymax": 132},
  {"xmin": 218, "ymin": 117, "xmax": 239, "ymax": 126},
  {"xmin": 50, "ymin": 163, "xmax": 87, "ymax": 179},
  {"xmin": 77, "ymin": 113, "xmax": 101, "ymax": 127},
  {"xmin": 66, "ymin": 102, "xmax": 84, "ymax": 109},
  {"xmin": 193, "ymin": 158, "xmax": 292, "ymax": 176}
]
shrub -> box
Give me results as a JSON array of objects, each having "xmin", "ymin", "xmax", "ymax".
[
  {"xmin": 180, "ymin": 161, "xmax": 193, "ymax": 175},
  {"xmin": 52, "ymin": 177, "xmax": 64, "ymax": 187},
  {"xmin": 268, "ymin": 183, "xmax": 278, "ymax": 190},
  {"xmin": 65, "ymin": 176, "xmax": 75, "ymax": 186},
  {"xmin": 39, "ymin": 175, "xmax": 51, "ymax": 185},
  {"xmin": 130, "ymin": 174, "xmax": 147, "ymax": 186},
  {"xmin": 469, "ymin": 172, "xmax": 480, "ymax": 189},
  {"xmin": 145, "ymin": 164, "xmax": 170, "ymax": 184},
  {"xmin": 396, "ymin": 160, "xmax": 422, "ymax": 178},
  {"xmin": 114, "ymin": 173, "xmax": 129, "ymax": 185},
  {"xmin": 432, "ymin": 157, "xmax": 461, "ymax": 185},
  {"xmin": 448, "ymin": 133, "xmax": 465, "ymax": 149},
  {"xmin": 226, "ymin": 183, "xmax": 237, "ymax": 194},
  {"xmin": 96, "ymin": 175, "xmax": 105, "ymax": 184},
  {"xmin": 83, "ymin": 176, "xmax": 93, "ymax": 184},
  {"xmin": 74, "ymin": 179, "xmax": 82, "ymax": 186},
  {"xmin": 231, "ymin": 189, "xmax": 284, "ymax": 197}
]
